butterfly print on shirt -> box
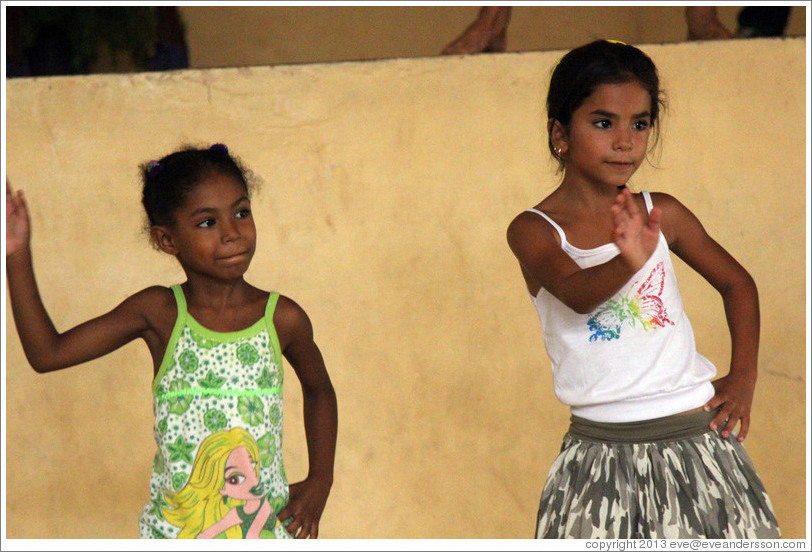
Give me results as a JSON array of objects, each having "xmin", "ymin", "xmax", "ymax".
[{"xmin": 587, "ymin": 261, "xmax": 675, "ymax": 342}]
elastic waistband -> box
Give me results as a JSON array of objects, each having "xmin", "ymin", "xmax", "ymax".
[
  {"xmin": 569, "ymin": 383, "xmax": 715, "ymax": 423},
  {"xmin": 567, "ymin": 409, "xmax": 716, "ymax": 444}
]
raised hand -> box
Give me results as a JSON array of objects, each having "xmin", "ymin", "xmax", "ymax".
[
  {"xmin": 6, "ymin": 179, "xmax": 31, "ymax": 259},
  {"xmin": 611, "ymin": 188, "xmax": 661, "ymax": 272}
]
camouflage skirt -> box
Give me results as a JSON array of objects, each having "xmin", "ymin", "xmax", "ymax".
[{"xmin": 536, "ymin": 409, "xmax": 780, "ymax": 539}]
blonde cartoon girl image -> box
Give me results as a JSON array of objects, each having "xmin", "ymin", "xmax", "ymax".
[{"xmin": 163, "ymin": 427, "xmax": 288, "ymax": 539}]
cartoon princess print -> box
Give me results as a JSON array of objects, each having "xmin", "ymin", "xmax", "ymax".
[{"xmin": 162, "ymin": 427, "xmax": 287, "ymax": 539}]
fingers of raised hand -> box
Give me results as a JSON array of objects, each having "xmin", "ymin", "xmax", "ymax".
[
  {"xmin": 612, "ymin": 202, "xmax": 632, "ymax": 239},
  {"xmin": 6, "ymin": 184, "xmax": 26, "ymax": 217},
  {"xmin": 647, "ymin": 205, "xmax": 662, "ymax": 229},
  {"xmin": 612, "ymin": 190, "xmax": 630, "ymax": 215},
  {"xmin": 621, "ymin": 188, "xmax": 639, "ymax": 216},
  {"xmin": 6, "ymin": 180, "xmax": 17, "ymax": 211}
]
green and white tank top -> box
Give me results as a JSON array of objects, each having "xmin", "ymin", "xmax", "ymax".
[{"xmin": 139, "ymin": 285, "xmax": 290, "ymax": 539}]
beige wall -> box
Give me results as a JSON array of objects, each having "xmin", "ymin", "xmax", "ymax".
[
  {"xmin": 178, "ymin": 5, "xmax": 807, "ymax": 68},
  {"xmin": 4, "ymin": 37, "xmax": 807, "ymax": 539}
]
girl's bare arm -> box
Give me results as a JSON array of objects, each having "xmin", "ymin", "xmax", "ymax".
[
  {"xmin": 274, "ymin": 296, "xmax": 337, "ymax": 538},
  {"xmin": 656, "ymin": 192, "xmax": 759, "ymax": 441},
  {"xmin": 6, "ymin": 181, "xmax": 157, "ymax": 372},
  {"xmin": 507, "ymin": 190, "xmax": 661, "ymax": 314}
]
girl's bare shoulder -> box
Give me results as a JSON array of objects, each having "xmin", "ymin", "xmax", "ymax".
[
  {"xmin": 272, "ymin": 294, "xmax": 316, "ymax": 353},
  {"xmin": 646, "ymin": 191, "xmax": 698, "ymax": 242},
  {"xmin": 647, "ymin": 191, "xmax": 686, "ymax": 212},
  {"xmin": 507, "ymin": 203, "xmax": 563, "ymax": 256},
  {"xmin": 273, "ymin": 294, "xmax": 311, "ymax": 329},
  {"xmin": 122, "ymin": 285, "xmax": 178, "ymax": 329},
  {"xmin": 128, "ymin": 285, "xmax": 176, "ymax": 308}
]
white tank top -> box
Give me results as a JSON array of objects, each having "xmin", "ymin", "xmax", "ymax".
[{"xmin": 527, "ymin": 191, "xmax": 716, "ymax": 422}]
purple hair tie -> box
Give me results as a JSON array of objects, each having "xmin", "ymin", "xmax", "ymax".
[
  {"xmin": 209, "ymin": 143, "xmax": 229, "ymax": 155},
  {"xmin": 147, "ymin": 160, "xmax": 164, "ymax": 179}
]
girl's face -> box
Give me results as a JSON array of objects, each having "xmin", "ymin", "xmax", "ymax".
[
  {"xmin": 161, "ymin": 171, "xmax": 256, "ymax": 281},
  {"xmin": 220, "ymin": 446, "xmax": 262, "ymax": 501},
  {"xmin": 556, "ymin": 81, "xmax": 652, "ymax": 190}
]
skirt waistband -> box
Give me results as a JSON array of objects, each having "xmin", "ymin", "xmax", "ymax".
[{"xmin": 568, "ymin": 409, "xmax": 716, "ymax": 444}]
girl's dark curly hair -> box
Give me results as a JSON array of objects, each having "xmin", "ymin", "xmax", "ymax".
[{"xmin": 140, "ymin": 143, "xmax": 255, "ymax": 232}]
